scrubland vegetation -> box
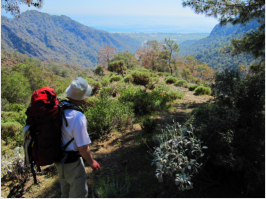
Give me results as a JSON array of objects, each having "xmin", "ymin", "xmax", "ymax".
[
  {"xmin": 1, "ymin": 43, "xmax": 264, "ymax": 197},
  {"xmin": 1, "ymin": 0, "xmax": 265, "ymax": 196}
]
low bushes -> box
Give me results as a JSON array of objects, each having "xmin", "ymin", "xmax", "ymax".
[
  {"xmin": 141, "ymin": 118, "xmax": 158, "ymax": 134},
  {"xmin": 154, "ymin": 82, "xmax": 171, "ymax": 93},
  {"xmin": 124, "ymin": 74, "xmax": 134, "ymax": 83},
  {"xmin": 194, "ymin": 86, "xmax": 211, "ymax": 95},
  {"xmin": 109, "ymin": 82, "xmax": 133, "ymax": 97},
  {"xmin": 101, "ymin": 77, "xmax": 110, "ymax": 87},
  {"xmin": 85, "ymin": 96, "xmax": 134, "ymax": 138},
  {"xmin": 93, "ymin": 66, "xmax": 104, "ymax": 76},
  {"xmin": 109, "ymin": 75, "xmax": 123, "ymax": 82},
  {"xmin": 92, "ymin": 171, "xmax": 130, "ymax": 198},
  {"xmin": 1, "ymin": 70, "xmax": 31, "ymax": 104},
  {"xmin": 146, "ymin": 77, "xmax": 159, "ymax": 90},
  {"xmin": 188, "ymin": 84, "xmax": 199, "ymax": 91},
  {"xmin": 1, "ymin": 122, "xmax": 23, "ymax": 145},
  {"xmin": 99, "ymin": 87, "xmax": 113, "ymax": 97},
  {"xmin": 157, "ymin": 72, "xmax": 164, "ymax": 76},
  {"xmin": 1, "ymin": 98, "xmax": 10, "ymax": 111},
  {"xmin": 131, "ymin": 71, "xmax": 150, "ymax": 86},
  {"xmin": 165, "ymin": 76, "xmax": 178, "ymax": 84},
  {"xmin": 1, "ymin": 110, "xmax": 27, "ymax": 126},
  {"xmin": 86, "ymin": 78, "xmax": 102, "ymax": 95},
  {"xmin": 108, "ymin": 61, "xmax": 126, "ymax": 75},
  {"xmin": 166, "ymin": 90, "xmax": 185, "ymax": 100},
  {"xmin": 81, "ymin": 97, "xmax": 99, "ymax": 110},
  {"xmin": 119, "ymin": 87, "xmax": 169, "ymax": 115},
  {"xmin": 174, "ymin": 80, "xmax": 188, "ymax": 87},
  {"xmin": 6, "ymin": 104, "xmax": 24, "ymax": 112}
]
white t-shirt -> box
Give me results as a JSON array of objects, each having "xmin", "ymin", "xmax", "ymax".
[{"xmin": 61, "ymin": 106, "xmax": 91, "ymax": 151}]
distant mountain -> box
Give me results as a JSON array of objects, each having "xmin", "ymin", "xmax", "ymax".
[
  {"xmin": 179, "ymin": 19, "xmax": 260, "ymax": 70},
  {"xmin": 1, "ymin": 10, "xmax": 142, "ymax": 67}
]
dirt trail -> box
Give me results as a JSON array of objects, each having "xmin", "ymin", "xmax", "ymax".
[{"xmin": 1, "ymin": 87, "xmax": 213, "ymax": 198}]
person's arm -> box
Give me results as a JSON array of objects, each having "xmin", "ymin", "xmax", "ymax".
[{"xmin": 78, "ymin": 144, "xmax": 101, "ymax": 172}]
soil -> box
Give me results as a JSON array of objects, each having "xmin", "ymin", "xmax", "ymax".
[{"xmin": 1, "ymin": 87, "xmax": 214, "ymax": 198}]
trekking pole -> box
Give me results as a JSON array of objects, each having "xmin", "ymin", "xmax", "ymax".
[{"xmin": 30, "ymin": 162, "xmax": 38, "ymax": 184}]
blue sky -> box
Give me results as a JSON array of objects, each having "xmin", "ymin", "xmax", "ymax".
[{"xmin": 1, "ymin": 0, "xmax": 219, "ymax": 33}]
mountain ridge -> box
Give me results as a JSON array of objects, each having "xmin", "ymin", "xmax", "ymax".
[
  {"xmin": 178, "ymin": 19, "xmax": 260, "ymax": 70},
  {"xmin": 1, "ymin": 10, "xmax": 142, "ymax": 67}
]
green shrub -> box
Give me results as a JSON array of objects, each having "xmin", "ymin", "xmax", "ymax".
[
  {"xmin": 108, "ymin": 82, "xmax": 132, "ymax": 97},
  {"xmin": 1, "ymin": 111, "xmax": 27, "ymax": 126},
  {"xmin": 124, "ymin": 74, "xmax": 134, "ymax": 83},
  {"xmin": 12, "ymin": 63, "xmax": 49, "ymax": 92},
  {"xmin": 92, "ymin": 171, "xmax": 130, "ymax": 198},
  {"xmin": 52, "ymin": 76, "xmax": 72, "ymax": 95},
  {"xmin": 194, "ymin": 86, "xmax": 211, "ymax": 95},
  {"xmin": 154, "ymin": 82, "xmax": 171, "ymax": 93},
  {"xmin": 1, "ymin": 122, "xmax": 23, "ymax": 145},
  {"xmin": 131, "ymin": 71, "xmax": 150, "ymax": 86},
  {"xmin": 141, "ymin": 118, "xmax": 158, "ymax": 134},
  {"xmin": 146, "ymin": 77, "xmax": 159, "ymax": 90},
  {"xmin": 99, "ymin": 87, "xmax": 112, "ymax": 97},
  {"xmin": 108, "ymin": 60, "xmax": 127, "ymax": 76},
  {"xmin": 165, "ymin": 76, "xmax": 178, "ymax": 84},
  {"xmin": 1, "ymin": 70, "xmax": 31, "ymax": 104},
  {"xmin": 93, "ymin": 66, "xmax": 104, "ymax": 76},
  {"xmin": 1, "ymin": 98, "xmax": 9, "ymax": 112},
  {"xmin": 86, "ymin": 78, "xmax": 102, "ymax": 95},
  {"xmin": 85, "ymin": 97, "xmax": 134, "ymax": 138},
  {"xmin": 164, "ymin": 72, "xmax": 171, "ymax": 76},
  {"xmin": 119, "ymin": 88, "xmax": 169, "ymax": 115},
  {"xmin": 135, "ymin": 68, "xmax": 150, "ymax": 73},
  {"xmin": 149, "ymin": 72, "xmax": 158, "ymax": 77},
  {"xmin": 157, "ymin": 72, "xmax": 164, "ymax": 76},
  {"xmin": 174, "ymin": 80, "xmax": 188, "ymax": 87},
  {"xmin": 7, "ymin": 104, "xmax": 24, "ymax": 112},
  {"xmin": 109, "ymin": 75, "xmax": 123, "ymax": 82},
  {"xmin": 189, "ymin": 84, "xmax": 199, "ymax": 91},
  {"xmin": 81, "ymin": 97, "xmax": 99, "ymax": 111},
  {"xmin": 166, "ymin": 90, "xmax": 185, "ymax": 100},
  {"xmin": 101, "ymin": 76, "xmax": 110, "ymax": 87},
  {"xmin": 190, "ymin": 68, "xmax": 265, "ymax": 193},
  {"xmin": 150, "ymin": 76, "xmax": 159, "ymax": 84}
]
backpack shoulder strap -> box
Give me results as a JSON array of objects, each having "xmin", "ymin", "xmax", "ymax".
[
  {"xmin": 57, "ymin": 100, "xmax": 84, "ymax": 127},
  {"xmin": 58, "ymin": 100, "xmax": 84, "ymax": 113}
]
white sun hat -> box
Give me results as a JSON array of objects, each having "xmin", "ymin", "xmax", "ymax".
[{"xmin": 66, "ymin": 77, "xmax": 92, "ymax": 100}]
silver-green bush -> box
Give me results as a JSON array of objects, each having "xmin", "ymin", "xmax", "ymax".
[
  {"xmin": 151, "ymin": 121, "xmax": 207, "ymax": 191},
  {"xmin": 1, "ymin": 146, "xmax": 30, "ymax": 182}
]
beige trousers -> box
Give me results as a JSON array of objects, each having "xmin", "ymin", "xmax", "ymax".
[{"xmin": 55, "ymin": 157, "xmax": 88, "ymax": 198}]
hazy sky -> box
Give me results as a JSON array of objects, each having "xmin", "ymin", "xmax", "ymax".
[{"xmin": 1, "ymin": 0, "xmax": 219, "ymax": 33}]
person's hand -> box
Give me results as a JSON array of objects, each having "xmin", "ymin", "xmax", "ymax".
[{"xmin": 90, "ymin": 160, "xmax": 101, "ymax": 172}]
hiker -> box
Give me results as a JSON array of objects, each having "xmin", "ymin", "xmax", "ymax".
[{"xmin": 54, "ymin": 77, "xmax": 101, "ymax": 198}]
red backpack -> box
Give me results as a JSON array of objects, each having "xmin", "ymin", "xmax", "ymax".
[{"xmin": 25, "ymin": 87, "xmax": 83, "ymax": 183}]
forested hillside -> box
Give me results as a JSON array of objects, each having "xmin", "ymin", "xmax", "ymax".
[
  {"xmin": 179, "ymin": 19, "xmax": 260, "ymax": 70},
  {"xmin": 1, "ymin": 10, "xmax": 141, "ymax": 67}
]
